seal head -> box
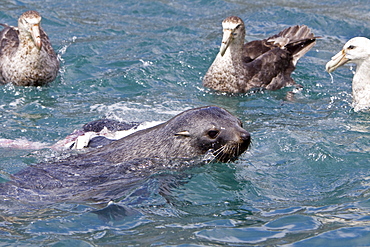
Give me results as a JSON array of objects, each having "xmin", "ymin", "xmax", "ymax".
[{"xmin": 87, "ymin": 106, "xmax": 251, "ymax": 163}]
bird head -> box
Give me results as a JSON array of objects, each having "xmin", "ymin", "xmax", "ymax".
[
  {"xmin": 220, "ymin": 16, "xmax": 245, "ymax": 56},
  {"xmin": 326, "ymin": 37, "xmax": 370, "ymax": 73},
  {"xmin": 18, "ymin": 10, "xmax": 43, "ymax": 50}
]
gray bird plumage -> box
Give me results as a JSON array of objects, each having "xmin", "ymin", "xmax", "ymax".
[{"xmin": 0, "ymin": 10, "xmax": 59, "ymax": 86}]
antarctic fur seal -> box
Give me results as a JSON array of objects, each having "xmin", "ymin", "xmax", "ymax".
[
  {"xmin": 1, "ymin": 106, "xmax": 250, "ymax": 204},
  {"xmin": 84, "ymin": 105, "xmax": 251, "ymax": 163}
]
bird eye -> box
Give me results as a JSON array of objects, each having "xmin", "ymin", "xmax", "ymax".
[
  {"xmin": 347, "ymin": 45, "xmax": 355, "ymax": 50},
  {"xmin": 207, "ymin": 130, "xmax": 219, "ymax": 139},
  {"xmin": 232, "ymin": 32, "xmax": 237, "ymax": 36}
]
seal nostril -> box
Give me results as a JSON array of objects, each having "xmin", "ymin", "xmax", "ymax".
[{"xmin": 240, "ymin": 131, "xmax": 251, "ymax": 142}]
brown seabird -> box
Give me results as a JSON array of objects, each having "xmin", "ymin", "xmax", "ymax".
[
  {"xmin": 203, "ymin": 16, "xmax": 317, "ymax": 93},
  {"xmin": 326, "ymin": 37, "xmax": 370, "ymax": 112},
  {"xmin": 0, "ymin": 10, "xmax": 59, "ymax": 86}
]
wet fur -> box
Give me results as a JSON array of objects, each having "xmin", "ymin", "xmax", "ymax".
[{"xmin": 0, "ymin": 106, "xmax": 250, "ymax": 205}]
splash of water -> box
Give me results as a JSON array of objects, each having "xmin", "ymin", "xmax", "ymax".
[{"xmin": 328, "ymin": 72, "xmax": 334, "ymax": 83}]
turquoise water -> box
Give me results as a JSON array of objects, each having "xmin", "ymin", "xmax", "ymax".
[{"xmin": 1, "ymin": 0, "xmax": 370, "ymax": 245}]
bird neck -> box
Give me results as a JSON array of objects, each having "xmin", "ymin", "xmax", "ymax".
[
  {"xmin": 352, "ymin": 59, "xmax": 370, "ymax": 111},
  {"xmin": 218, "ymin": 41, "xmax": 244, "ymax": 65},
  {"xmin": 18, "ymin": 30, "xmax": 39, "ymax": 53}
]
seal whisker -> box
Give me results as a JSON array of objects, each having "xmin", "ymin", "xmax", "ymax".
[
  {"xmin": 213, "ymin": 145, "xmax": 226, "ymax": 157},
  {"xmin": 235, "ymin": 144, "xmax": 240, "ymax": 158},
  {"xmin": 213, "ymin": 145, "xmax": 231, "ymax": 162}
]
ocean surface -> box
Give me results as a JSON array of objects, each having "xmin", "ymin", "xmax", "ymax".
[{"xmin": 0, "ymin": 0, "xmax": 370, "ymax": 246}]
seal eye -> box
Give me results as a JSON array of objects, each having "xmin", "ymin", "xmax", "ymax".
[{"xmin": 207, "ymin": 130, "xmax": 219, "ymax": 139}]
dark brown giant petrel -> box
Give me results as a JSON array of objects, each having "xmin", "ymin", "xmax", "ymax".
[{"xmin": 203, "ymin": 16, "xmax": 317, "ymax": 93}]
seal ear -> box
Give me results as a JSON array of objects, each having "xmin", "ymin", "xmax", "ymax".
[{"xmin": 175, "ymin": 130, "xmax": 191, "ymax": 137}]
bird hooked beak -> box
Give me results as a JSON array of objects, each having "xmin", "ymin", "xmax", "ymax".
[
  {"xmin": 325, "ymin": 49, "xmax": 349, "ymax": 73},
  {"xmin": 30, "ymin": 24, "xmax": 42, "ymax": 50},
  {"xmin": 220, "ymin": 28, "xmax": 234, "ymax": 56}
]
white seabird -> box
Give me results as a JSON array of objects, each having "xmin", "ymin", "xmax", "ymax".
[{"xmin": 326, "ymin": 37, "xmax": 370, "ymax": 112}]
